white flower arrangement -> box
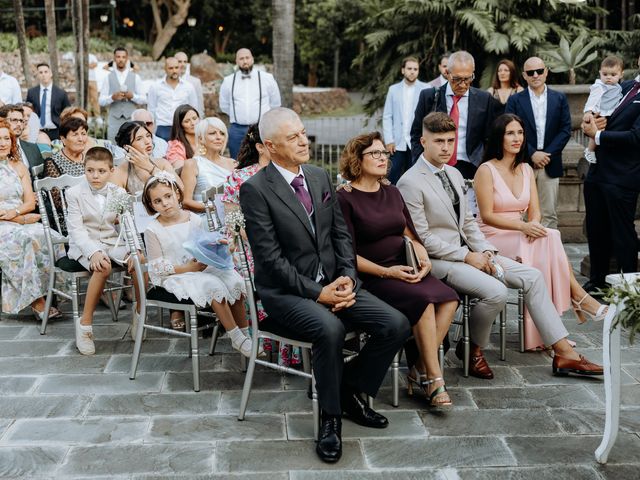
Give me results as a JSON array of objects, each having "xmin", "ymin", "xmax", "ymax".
[
  {"xmin": 602, "ymin": 275, "xmax": 640, "ymax": 344},
  {"xmin": 105, "ymin": 186, "xmax": 131, "ymax": 215},
  {"xmin": 224, "ymin": 209, "xmax": 246, "ymax": 233}
]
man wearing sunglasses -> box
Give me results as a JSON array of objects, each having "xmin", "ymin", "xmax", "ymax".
[
  {"xmin": 131, "ymin": 109, "xmax": 168, "ymax": 159},
  {"xmin": 505, "ymin": 57, "xmax": 571, "ymax": 229}
]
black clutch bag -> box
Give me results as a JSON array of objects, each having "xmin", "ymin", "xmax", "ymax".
[{"xmin": 403, "ymin": 235, "xmax": 419, "ymax": 274}]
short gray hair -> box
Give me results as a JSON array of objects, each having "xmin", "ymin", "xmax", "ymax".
[
  {"xmin": 447, "ymin": 51, "xmax": 475, "ymax": 71},
  {"xmin": 195, "ymin": 117, "xmax": 228, "ymax": 154},
  {"xmin": 259, "ymin": 107, "xmax": 301, "ymax": 143},
  {"xmin": 131, "ymin": 109, "xmax": 152, "ymax": 122}
]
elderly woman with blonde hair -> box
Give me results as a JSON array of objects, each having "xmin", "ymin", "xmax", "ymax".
[{"xmin": 180, "ymin": 117, "xmax": 237, "ymax": 212}]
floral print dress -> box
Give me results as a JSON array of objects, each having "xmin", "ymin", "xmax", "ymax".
[
  {"xmin": 0, "ymin": 162, "xmax": 54, "ymax": 313},
  {"xmin": 222, "ymin": 164, "xmax": 301, "ymax": 367}
]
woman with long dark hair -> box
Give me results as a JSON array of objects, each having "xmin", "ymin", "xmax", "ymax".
[
  {"xmin": 166, "ymin": 104, "xmax": 200, "ymax": 170},
  {"xmin": 487, "ymin": 59, "xmax": 524, "ymax": 108},
  {"xmin": 474, "ymin": 114, "xmax": 607, "ymax": 350}
]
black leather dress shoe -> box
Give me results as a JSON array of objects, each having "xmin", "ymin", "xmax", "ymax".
[
  {"xmin": 316, "ymin": 416, "xmax": 342, "ymax": 463},
  {"xmin": 342, "ymin": 392, "xmax": 389, "ymax": 428},
  {"xmin": 582, "ymin": 281, "xmax": 606, "ymax": 296}
]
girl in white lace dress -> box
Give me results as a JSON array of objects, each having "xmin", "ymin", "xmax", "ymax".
[{"xmin": 142, "ymin": 173, "xmax": 253, "ymax": 356}]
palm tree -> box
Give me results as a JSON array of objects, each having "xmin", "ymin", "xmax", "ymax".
[
  {"xmin": 272, "ymin": 0, "xmax": 295, "ymax": 108},
  {"xmin": 540, "ymin": 34, "xmax": 599, "ymax": 84},
  {"xmin": 13, "ymin": 0, "xmax": 31, "ymax": 89},
  {"xmin": 44, "ymin": 0, "xmax": 60, "ymax": 86}
]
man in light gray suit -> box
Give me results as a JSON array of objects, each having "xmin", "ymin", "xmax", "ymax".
[{"xmin": 397, "ymin": 112, "xmax": 602, "ymax": 379}]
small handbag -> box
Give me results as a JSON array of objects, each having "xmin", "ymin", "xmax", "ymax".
[{"xmin": 403, "ymin": 235, "xmax": 420, "ymax": 274}]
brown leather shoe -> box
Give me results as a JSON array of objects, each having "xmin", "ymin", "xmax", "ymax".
[
  {"xmin": 552, "ymin": 354, "xmax": 603, "ymax": 376},
  {"xmin": 455, "ymin": 340, "xmax": 494, "ymax": 379}
]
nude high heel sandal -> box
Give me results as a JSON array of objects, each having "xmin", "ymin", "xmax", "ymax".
[{"xmin": 572, "ymin": 294, "xmax": 608, "ymax": 324}]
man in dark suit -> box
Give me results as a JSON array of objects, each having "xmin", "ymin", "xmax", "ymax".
[
  {"xmin": 240, "ymin": 108, "xmax": 410, "ymax": 463},
  {"xmin": 505, "ymin": 57, "xmax": 571, "ymax": 229},
  {"xmin": 581, "ymin": 55, "xmax": 640, "ymax": 292},
  {"xmin": 0, "ymin": 104, "xmax": 44, "ymax": 177},
  {"xmin": 410, "ymin": 50, "xmax": 498, "ymax": 180},
  {"xmin": 26, "ymin": 63, "xmax": 71, "ymax": 141}
]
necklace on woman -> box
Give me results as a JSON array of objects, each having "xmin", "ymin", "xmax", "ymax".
[{"xmin": 62, "ymin": 148, "xmax": 82, "ymax": 163}]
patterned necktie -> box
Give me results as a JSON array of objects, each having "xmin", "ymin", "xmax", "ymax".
[
  {"xmin": 435, "ymin": 170, "xmax": 459, "ymax": 206},
  {"xmin": 291, "ymin": 175, "xmax": 313, "ymax": 215},
  {"xmin": 40, "ymin": 88, "xmax": 48, "ymax": 127},
  {"xmin": 448, "ymin": 95, "xmax": 462, "ymax": 166},
  {"xmin": 611, "ymin": 81, "xmax": 640, "ymax": 117}
]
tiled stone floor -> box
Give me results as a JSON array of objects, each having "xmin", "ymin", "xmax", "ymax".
[{"xmin": 0, "ymin": 244, "xmax": 638, "ymax": 479}]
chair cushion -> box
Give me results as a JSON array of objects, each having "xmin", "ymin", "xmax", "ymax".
[
  {"xmin": 147, "ymin": 287, "xmax": 195, "ymax": 305},
  {"xmin": 55, "ymin": 256, "xmax": 88, "ymax": 272}
]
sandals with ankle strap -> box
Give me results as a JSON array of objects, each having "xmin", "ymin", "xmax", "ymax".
[
  {"xmin": 425, "ymin": 377, "xmax": 453, "ymax": 409},
  {"xmin": 406, "ymin": 367, "xmax": 428, "ymax": 397}
]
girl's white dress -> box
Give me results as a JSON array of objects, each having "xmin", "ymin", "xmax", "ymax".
[{"xmin": 144, "ymin": 212, "xmax": 245, "ymax": 307}]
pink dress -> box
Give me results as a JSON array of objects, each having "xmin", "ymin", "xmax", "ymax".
[{"xmin": 477, "ymin": 162, "xmax": 570, "ymax": 350}]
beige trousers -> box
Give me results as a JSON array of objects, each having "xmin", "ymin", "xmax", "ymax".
[{"xmin": 534, "ymin": 168, "xmax": 559, "ymax": 229}]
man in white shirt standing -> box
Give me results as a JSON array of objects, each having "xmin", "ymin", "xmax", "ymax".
[
  {"xmin": 382, "ymin": 56, "xmax": 429, "ymax": 184},
  {"xmin": 99, "ymin": 47, "xmax": 147, "ymax": 142},
  {"xmin": 147, "ymin": 56, "xmax": 198, "ymax": 142},
  {"xmin": 26, "ymin": 63, "xmax": 71, "ymax": 141},
  {"xmin": 87, "ymin": 53, "xmax": 100, "ymax": 117},
  {"xmin": 175, "ymin": 51, "xmax": 205, "ymax": 118},
  {"xmin": 505, "ymin": 57, "xmax": 571, "ymax": 228},
  {"xmin": 219, "ymin": 48, "xmax": 281, "ymax": 159},
  {"xmin": 0, "ymin": 67, "xmax": 22, "ymax": 106}
]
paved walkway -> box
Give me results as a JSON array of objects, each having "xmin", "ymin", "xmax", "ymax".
[{"xmin": 0, "ymin": 244, "xmax": 638, "ymax": 479}]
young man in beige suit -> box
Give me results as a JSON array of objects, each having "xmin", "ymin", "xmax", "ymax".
[
  {"xmin": 397, "ymin": 112, "xmax": 601, "ymax": 379},
  {"xmin": 66, "ymin": 147, "xmax": 141, "ymax": 355}
]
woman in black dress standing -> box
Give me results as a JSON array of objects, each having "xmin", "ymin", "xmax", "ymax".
[{"xmin": 337, "ymin": 132, "xmax": 459, "ymax": 408}]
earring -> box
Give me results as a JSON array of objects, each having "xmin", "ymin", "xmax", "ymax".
[{"xmin": 198, "ymin": 145, "xmax": 207, "ymax": 156}]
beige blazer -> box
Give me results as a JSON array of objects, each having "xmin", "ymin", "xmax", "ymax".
[
  {"xmin": 397, "ymin": 156, "xmax": 496, "ymax": 278},
  {"xmin": 66, "ymin": 179, "xmax": 124, "ymax": 262}
]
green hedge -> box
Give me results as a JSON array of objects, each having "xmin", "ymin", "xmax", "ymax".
[{"xmin": 0, "ymin": 33, "xmax": 151, "ymax": 56}]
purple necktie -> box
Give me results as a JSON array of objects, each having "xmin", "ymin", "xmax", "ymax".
[
  {"xmin": 612, "ymin": 81, "xmax": 640, "ymax": 117},
  {"xmin": 291, "ymin": 175, "xmax": 313, "ymax": 215}
]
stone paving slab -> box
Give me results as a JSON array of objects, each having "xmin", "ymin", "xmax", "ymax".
[
  {"xmin": 455, "ymin": 465, "xmax": 602, "ymax": 479},
  {"xmin": 0, "ymin": 376, "xmax": 38, "ymax": 394},
  {"xmin": 0, "ymin": 395, "xmax": 92, "ymax": 419},
  {"xmin": 290, "ymin": 470, "xmax": 444, "ymax": 480},
  {"xmin": 547, "ymin": 408, "xmax": 640, "ymax": 435},
  {"xmin": 87, "ymin": 392, "xmax": 222, "ymax": 416},
  {"xmin": 0, "ymin": 355, "xmax": 110, "ymax": 375},
  {"xmin": 469, "ymin": 385, "xmax": 602, "ymax": 409},
  {"xmin": 37, "ymin": 373, "xmax": 165, "ymax": 394},
  {"xmin": 0, "ymin": 446, "xmax": 68, "ymax": 477},
  {"xmin": 104, "ymin": 353, "xmax": 224, "ymax": 373},
  {"xmin": 0, "ymin": 340, "xmax": 67, "ymax": 357},
  {"xmin": 286, "ymin": 410, "xmax": 427, "ymax": 439}
]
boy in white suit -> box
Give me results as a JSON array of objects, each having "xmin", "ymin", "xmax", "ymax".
[{"xmin": 66, "ymin": 146, "xmax": 139, "ymax": 355}]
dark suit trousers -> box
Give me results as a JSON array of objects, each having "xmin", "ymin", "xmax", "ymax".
[
  {"xmin": 584, "ymin": 180, "xmax": 639, "ymax": 285},
  {"xmin": 275, "ymin": 289, "xmax": 410, "ymax": 415},
  {"xmin": 388, "ymin": 150, "xmax": 413, "ymax": 184}
]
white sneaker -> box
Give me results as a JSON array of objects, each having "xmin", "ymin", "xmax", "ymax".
[
  {"xmin": 584, "ymin": 148, "xmax": 597, "ymax": 164},
  {"xmin": 75, "ymin": 318, "xmax": 95, "ymax": 355},
  {"xmin": 231, "ymin": 334, "xmax": 253, "ymax": 358},
  {"xmin": 130, "ymin": 310, "xmax": 147, "ymax": 341}
]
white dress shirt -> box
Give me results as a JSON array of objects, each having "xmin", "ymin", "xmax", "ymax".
[
  {"xmin": 39, "ymin": 83, "xmax": 56, "ymax": 129},
  {"xmin": 528, "ymin": 85, "xmax": 548, "ymax": 150},
  {"xmin": 147, "ymin": 76, "xmax": 198, "ymax": 127},
  {"xmin": 98, "ymin": 68, "xmax": 146, "ymax": 107},
  {"xmin": 219, "ymin": 69, "xmax": 281, "ymax": 125},
  {"xmin": 0, "ymin": 72, "xmax": 22, "ymax": 105},
  {"xmin": 400, "ymin": 82, "xmax": 416, "ymax": 150},
  {"xmin": 182, "ymin": 73, "xmax": 205, "ymax": 117},
  {"xmin": 445, "ymin": 83, "xmax": 470, "ymax": 162}
]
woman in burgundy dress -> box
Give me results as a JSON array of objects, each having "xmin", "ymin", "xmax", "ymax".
[{"xmin": 337, "ymin": 132, "xmax": 459, "ymax": 408}]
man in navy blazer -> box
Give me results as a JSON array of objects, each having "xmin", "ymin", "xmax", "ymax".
[
  {"xmin": 26, "ymin": 63, "xmax": 71, "ymax": 141},
  {"xmin": 505, "ymin": 57, "xmax": 571, "ymax": 229},
  {"xmin": 581, "ymin": 56, "xmax": 640, "ymax": 292},
  {"xmin": 382, "ymin": 56, "xmax": 430, "ymax": 183},
  {"xmin": 410, "ymin": 51, "xmax": 499, "ymax": 180}
]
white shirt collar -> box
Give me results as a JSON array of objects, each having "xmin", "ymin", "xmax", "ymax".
[
  {"xmin": 445, "ymin": 83, "xmax": 470, "ymax": 97},
  {"xmin": 162, "ymin": 75, "xmax": 185, "ymax": 86},
  {"xmin": 421, "ymin": 155, "xmax": 445, "ymax": 173},
  {"xmin": 528, "ymin": 84, "xmax": 547, "ymax": 98},
  {"xmin": 40, "ymin": 83, "xmax": 52, "ymax": 90},
  {"xmin": 272, "ymin": 160, "xmax": 302, "ymax": 185}
]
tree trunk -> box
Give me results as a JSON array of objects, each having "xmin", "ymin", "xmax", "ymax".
[
  {"xmin": 622, "ymin": 0, "xmax": 627, "ymax": 30},
  {"xmin": 13, "ymin": 0, "xmax": 31, "ymax": 90},
  {"xmin": 569, "ymin": 68, "xmax": 576, "ymax": 85},
  {"xmin": 44, "ymin": 0, "xmax": 60, "ymax": 85},
  {"xmin": 307, "ymin": 62, "xmax": 318, "ymax": 87},
  {"xmin": 272, "ymin": 0, "xmax": 295, "ymax": 109},
  {"xmin": 332, "ymin": 46, "xmax": 339, "ymax": 88},
  {"xmin": 71, "ymin": 0, "xmax": 89, "ymax": 109},
  {"xmin": 150, "ymin": 0, "xmax": 192, "ymax": 60}
]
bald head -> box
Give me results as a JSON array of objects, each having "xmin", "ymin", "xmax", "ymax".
[
  {"xmin": 523, "ymin": 56, "xmax": 548, "ymax": 93},
  {"xmin": 236, "ymin": 48, "xmax": 254, "ymax": 74},
  {"xmin": 259, "ymin": 108, "xmax": 309, "ymax": 169},
  {"xmin": 175, "ymin": 52, "xmax": 189, "ymax": 75},
  {"xmin": 165, "ymin": 57, "xmax": 180, "ymax": 81}
]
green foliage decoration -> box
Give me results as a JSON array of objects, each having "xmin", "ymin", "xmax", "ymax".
[{"xmin": 602, "ymin": 275, "xmax": 640, "ymax": 345}]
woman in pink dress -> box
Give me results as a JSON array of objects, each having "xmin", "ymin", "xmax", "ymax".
[{"xmin": 474, "ymin": 114, "xmax": 607, "ymax": 350}]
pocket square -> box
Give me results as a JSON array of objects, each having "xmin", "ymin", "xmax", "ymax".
[
  {"xmin": 634, "ymin": 100, "xmax": 640, "ymax": 103},
  {"xmin": 322, "ymin": 191, "xmax": 331, "ymax": 203}
]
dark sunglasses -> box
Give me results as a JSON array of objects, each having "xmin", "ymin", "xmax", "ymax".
[{"xmin": 525, "ymin": 68, "xmax": 546, "ymax": 76}]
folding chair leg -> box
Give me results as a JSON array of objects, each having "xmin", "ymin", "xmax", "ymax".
[
  {"xmin": 188, "ymin": 310, "xmax": 200, "ymax": 392},
  {"xmin": 391, "ymin": 350, "xmax": 400, "ymax": 407},
  {"xmin": 500, "ymin": 307, "xmax": 507, "ymax": 361},
  {"xmin": 208, "ymin": 322, "xmax": 220, "ymax": 356},
  {"xmin": 463, "ymin": 296, "xmax": 470, "ymax": 378},
  {"xmin": 518, "ymin": 288, "xmax": 525, "ymax": 353},
  {"xmin": 312, "ymin": 372, "xmax": 320, "ymax": 441},
  {"xmin": 71, "ymin": 278, "xmax": 81, "ymax": 330},
  {"xmin": 105, "ymin": 283, "xmax": 118, "ymax": 323},
  {"xmin": 129, "ymin": 306, "xmax": 145, "ymax": 381},
  {"xmin": 238, "ymin": 340, "xmax": 258, "ymax": 421},
  {"xmin": 302, "ymin": 347, "xmax": 312, "ymax": 393},
  {"xmin": 40, "ymin": 269, "xmax": 57, "ymax": 335},
  {"xmin": 438, "ymin": 343, "xmax": 445, "ymax": 370}
]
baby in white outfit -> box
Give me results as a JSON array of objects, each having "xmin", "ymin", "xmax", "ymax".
[{"xmin": 583, "ymin": 56, "xmax": 624, "ymax": 164}]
